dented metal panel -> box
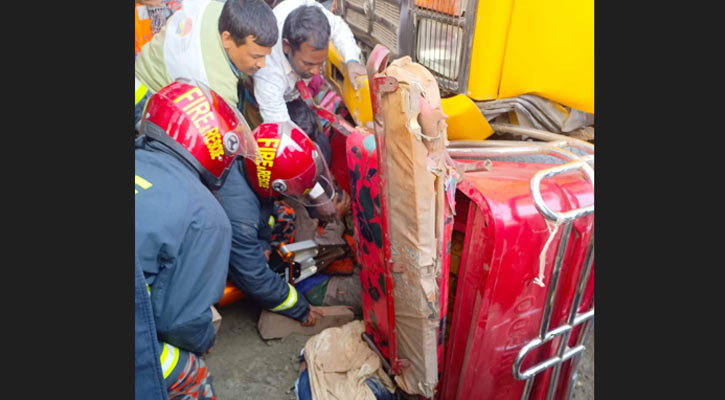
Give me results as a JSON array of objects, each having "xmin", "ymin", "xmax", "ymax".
[
  {"xmin": 439, "ymin": 159, "xmax": 594, "ymax": 400},
  {"xmin": 349, "ymin": 46, "xmax": 456, "ymax": 398}
]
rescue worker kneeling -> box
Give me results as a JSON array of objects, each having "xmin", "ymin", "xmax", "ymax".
[
  {"xmin": 135, "ymin": 79, "xmax": 259, "ymax": 400},
  {"xmin": 214, "ymin": 120, "xmax": 332, "ymax": 326}
]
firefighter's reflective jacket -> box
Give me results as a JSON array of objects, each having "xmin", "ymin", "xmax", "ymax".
[
  {"xmin": 214, "ymin": 159, "xmax": 311, "ymax": 322},
  {"xmin": 135, "ymin": 137, "xmax": 231, "ymax": 355},
  {"xmin": 134, "ymin": 253, "xmax": 167, "ymax": 400}
]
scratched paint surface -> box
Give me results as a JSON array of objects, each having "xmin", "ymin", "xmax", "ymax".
[
  {"xmin": 347, "ymin": 127, "xmax": 455, "ymax": 381},
  {"xmin": 347, "ymin": 128, "xmax": 393, "ymax": 360}
]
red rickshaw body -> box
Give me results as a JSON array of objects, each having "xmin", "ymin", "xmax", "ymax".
[
  {"xmin": 343, "ymin": 44, "xmax": 594, "ymax": 400},
  {"xmin": 441, "ymin": 160, "xmax": 594, "ymax": 400}
]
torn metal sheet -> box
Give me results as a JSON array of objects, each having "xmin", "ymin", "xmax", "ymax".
[{"xmin": 478, "ymin": 94, "xmax": 594, "ymax": 133}]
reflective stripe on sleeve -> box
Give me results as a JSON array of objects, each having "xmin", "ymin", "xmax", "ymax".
[
  {"xmin": 270, "ymin": 283, "xmax": 298, "ymax": 312},
  {"xmin": 135, "ymin": 77, "xmax": 149, "ymax": 106},
  {"xmin": 159, "ymin": 342, "xmax": 180, "ymax": 379}
]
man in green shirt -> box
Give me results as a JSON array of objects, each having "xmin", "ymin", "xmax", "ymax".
[{"xmin": 135, "ymin": 0, "xmax": 278, "ymax": 128}]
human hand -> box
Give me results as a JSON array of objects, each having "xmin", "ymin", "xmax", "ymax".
[
  {"xmin": 316, "ymin": 189, "xmax": 350, "ymax": 222},
  {"xmin": 316, "ymin": 200, "xmax": 338, "ymax": 223},
  {"xmin": 345, "ymin": 61, "xmax": 367, "ymax": 91},
  {"xmin": 335, "ymin": 190, "xmax": 351, "ymax": 219},
  {"xmin": 418, "ymin": 96, "xmax": 447, "ymax": 138},
  {"xmin": 301, "ymin": 306, "xmax": 325, "ymax": 327},
  {"xmin": 264, "ymin": 249, "xmax": 271, "ymax": 261}
]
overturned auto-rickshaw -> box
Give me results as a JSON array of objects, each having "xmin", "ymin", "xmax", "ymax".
[
  {"xmin": 320, "ymin": 0, "xmax": 594, "ymax": 396},
  {"xmin": 315, "ymin": 42, "xmax": 594, "ymax": 400}
]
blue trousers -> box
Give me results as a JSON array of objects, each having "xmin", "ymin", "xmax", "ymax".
[{"xmin": 294, "ymin": 368, "xmax": 398, "ymax": 400}]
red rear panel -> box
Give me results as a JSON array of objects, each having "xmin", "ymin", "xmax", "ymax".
[
  {"xmin": 347, "ymin": 128, "xmax": 453, "ymax": 385},
  {"xmin": 346, "ymin": 129, "xmax": 396, "ymax": 361},
  {"xmin": 440, "ymin": 160, "xmax": 594, "ymax": 400}
]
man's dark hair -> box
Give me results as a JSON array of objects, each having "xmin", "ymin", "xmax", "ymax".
[
  {"xmin": 282, "ymin": 5, "xmax": 331, "ymax": 51},
  {"xmin": 286, "ymin": 99, "xmax": 332, "ymax": 165},
  {"xmin": 219, "ymin": 0, "xmax": 278, "ymax": 47}
]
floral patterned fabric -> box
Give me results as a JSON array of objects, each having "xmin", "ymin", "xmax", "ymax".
[
  {"xmin": 346, "ymin": 128, "xmax": 394, "ymax": 360},
  {"xmin": 345, "ymin": 128, "xmax": 456, "ymax": 378}
]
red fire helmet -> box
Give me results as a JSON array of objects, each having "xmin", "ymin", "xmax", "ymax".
[
  {"xmin": 139, "ymin": 79, "xmax": 259, "ymax": 190},
  {"xmin": 244, "ymin": 120, "xmax": 336, "ymax": 208}
]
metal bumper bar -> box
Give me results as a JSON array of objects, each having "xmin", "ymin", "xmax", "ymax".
[{"xmin": 446, "ymin": 136, "xmax": 594, "ymax": 400}]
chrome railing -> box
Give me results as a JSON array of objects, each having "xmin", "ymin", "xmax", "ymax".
[
  {"xmin": 514, "ymin": 159, "xmax": 594, "ymax": 400},
  {"xmin": 447, "ymin": 137, "xmax": 594, "ymax": 400}
]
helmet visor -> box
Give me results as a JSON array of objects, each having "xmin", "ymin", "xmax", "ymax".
[
  {"xmin": 225, "ymin": 98, "xmax": 261, "ymax": 163},
  {"xmin": 271, "ymin": 141, "xmax": 337, "ymax": 208}
]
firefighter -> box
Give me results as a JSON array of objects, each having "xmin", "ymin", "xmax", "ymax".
[
  {"xmin": 213, "ymin": 120, "xmax": 337, "ymax": 326},
  {"xmin": 135, "ymin": 0, "xmax": 278, "ymax": 128},
  {"xmin": 249, "ymin": 0, "xmax": 363, "ymax": 227},
  {"xmin": 135, "ymin": 80, "xmax": 259, "ymax": 399}
]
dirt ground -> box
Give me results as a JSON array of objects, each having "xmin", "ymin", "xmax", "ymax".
[
  {"xmin": 205, "ymin": 298, "xmax": 594, "ymax": 399},
  {"xmin": 205, "ymin": 298, "xmax": 306, "ymax": 400},
  {"xmin": 571, "ymin": 331, "xmax": 595, "ymax": 400}
]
